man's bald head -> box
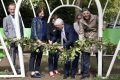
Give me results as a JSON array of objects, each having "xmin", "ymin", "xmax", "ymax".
[{"xmin": 54, "ymin": 18, "xmax": 64, "ymax": 30}]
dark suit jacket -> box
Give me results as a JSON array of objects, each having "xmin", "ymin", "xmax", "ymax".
[
  {"xmin": 62, "ymin": 23, "xmax": 78, "ymax": 48},
  {"xmin": 31, "ymin": 17, "xmax": 47, "ymax": 41},
  {"xmin": 47, "ymin": 23, "xmax": 61, "ymax": 43}
]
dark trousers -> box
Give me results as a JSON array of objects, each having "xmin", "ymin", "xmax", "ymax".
[
  {"xmin": 81, "ymin": 52, "xmax": 90, "ymax": 77},
  {"xmin": 29, "ymin": 48, "xmax": 43, "ymax": 71},
  {"xmin": 48, "ymin": 52, "xmax": 59, "ymax": 72},
  {"xmin": 64, "ymin": 54, "xmax": 79, "ymax": 76},
  {"xmin": 81, "ymin": 52, "xmax": 98, "ymax": 77},
  {"xmin": 10, "ymin": 42, "xmax": 18, "ymax": 66}
]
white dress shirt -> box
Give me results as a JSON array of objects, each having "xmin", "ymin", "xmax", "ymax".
[{"xmin": 61, "ymin": 27, "xmax": 67, "ymax": 46}]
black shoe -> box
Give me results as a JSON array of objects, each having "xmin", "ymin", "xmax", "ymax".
[
  {"xmin": 71, "ymin": 75, "xmax": 75, "ymax": 79},
  {"xmin": 81, "ymin": 75, "xmax": 90, "ymax": 79},
  {"xmin": 16, "ymin": 69, "xmax": 21, "ymax": 74},
  {"xmin": 63, "ymin": 74, "xmax": 69, "ymax": 79},
  {"xmin": 35, "ymin": 73, "xmax": 45, "ymax": 78},
  {"xmin": 31, "ymin": 73, "xmax": 41, "ymax": 78}
]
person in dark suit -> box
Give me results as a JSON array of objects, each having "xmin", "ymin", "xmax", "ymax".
[
  {"xmin": 47, "ymin": 15, "xmax": 60, "ymax": 77},
  {"xmin": 29, "ymin": 7, "xmax": 47, "ymax": 78},
  {"xmin": 54, "ymin": 18, "xmax": 79, "ymax": 79}
]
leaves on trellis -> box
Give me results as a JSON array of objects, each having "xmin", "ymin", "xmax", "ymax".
[{"xmin": 5, "ymin": 37, "xmax": 119, "ymax": 61}]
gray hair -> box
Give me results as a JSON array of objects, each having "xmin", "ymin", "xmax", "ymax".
[{"xmin": 54, "ymin": 18, "xmax": 64, "ymax": 25}]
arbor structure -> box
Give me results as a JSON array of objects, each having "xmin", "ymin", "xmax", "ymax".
[{"xmin": 0, "ymin": 0, "xmax": 120, "ymax": 79}]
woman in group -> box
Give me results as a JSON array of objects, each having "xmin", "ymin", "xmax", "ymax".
[
  {"xmin": 29, "ymin": 7, "xmax": 47, "ymax": 78},
  {"xmin": 47, "ymin": 14, "xmax": 60, "ymax": 77},
  {"xmin": 73, "ymin": 13, "xmax": 84, "ymax": 41},
  {"xmin": 73, "ymin": 13, "xmax": 84, "ymax": 75}
]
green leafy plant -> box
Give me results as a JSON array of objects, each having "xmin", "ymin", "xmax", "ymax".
[{"xmin": 5, "ymin": 37, "xmax": 119, "ymax": 61}]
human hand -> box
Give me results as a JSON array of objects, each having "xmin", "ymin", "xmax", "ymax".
[
  {"xmin": 48, "ymin": 40, "xmax": 53, "ymax": 45},
  {"xmin": 53, "ymin": 42, "xmax": 58, "ymax": 45},
  {"xmin": 37, "ymin": 40, "xmax": 42, "ymax": 44},
  {"xmin": 58, "ymin": 46, "xmax": 64, "ymax": 51},
  {"xmin": 12, "ymin": 38, "xmax": 18, "ymax": 42},
  {"xmin": 37, "ymin": 40, "xmax": 44, "ymax": 46}
]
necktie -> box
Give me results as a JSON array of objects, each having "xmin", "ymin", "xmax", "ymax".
[
  {"xmin": 61, "ymin": 30, "xmax": 67, "ymax": 46},
  {"xmin": 61, "ymin": 30, "xmax": 63, "ymax": 46}
]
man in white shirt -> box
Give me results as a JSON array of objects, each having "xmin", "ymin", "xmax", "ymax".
[
  {"xmin": 3, "ymin": 3, "xmax": 24, "ymax": 74},
  {"xmin": 54, "ymin": 18, "xmax": 79, "ymax": 79}
]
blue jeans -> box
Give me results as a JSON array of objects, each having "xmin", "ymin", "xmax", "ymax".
[
  {"xmin": 81, "ymin": 52, "xmax": 90, "ymax": 77},
  {"xmin": 48, "ymin": 52, "xmax": 59, "ymax": 72},
  {"xmin": 81, "ymin": 52, "xmax": 98, "ymax": 77},
  {"xmin": 29, "ymin": 47, "xmax": 43, "ymax": 71}
]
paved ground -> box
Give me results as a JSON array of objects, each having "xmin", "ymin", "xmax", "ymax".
[{"xmin": 0, "ymin": 54, "xmax": 120, "ymax": 80}]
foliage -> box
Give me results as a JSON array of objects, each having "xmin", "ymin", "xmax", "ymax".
[
  {"xmin": 5, "ymin": 37, "xmax": 119, "ymax": 61},
  {"xmin": 104, "ymin": 0, "xmax": 120, "ymax": 22},
  {"xmin": 117, "ymin": 53, "xmax": 120, "ymax": 60},
  {"xmin": 43, "ymin": 42, "xmax": 60, "ymax": 53},
  {"xmin": 0, "ymin": 70, "xmax": 11, "ymax": 75}
]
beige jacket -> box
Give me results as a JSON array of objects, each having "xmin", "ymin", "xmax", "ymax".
[
  {"xmin": 80, "ymin": 14, "xmax": 98, "ymax": 53},
  {"xmin": 80, "ymin": 14, "xmax": 98, "ymax": 39},
  {"xmin": 73, "ymin": 22, "xmax": 84, "ymax": 40}
]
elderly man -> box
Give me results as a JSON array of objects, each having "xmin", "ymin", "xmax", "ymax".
[
  {"xmin": 3, "ymin": 3, "xmax": 24, "ymax": 73},
  {"xmin": 79, "ymin": 8, "xmax": 99, "ymax": 79},
  {"xmin": 54, "ymin": 18, "xmax": 79, "ymax": 79}
]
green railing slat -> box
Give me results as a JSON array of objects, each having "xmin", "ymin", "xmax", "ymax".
[{"xmin": 103, "ymin": 28, "xmax": 120, "ymax": 44}]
